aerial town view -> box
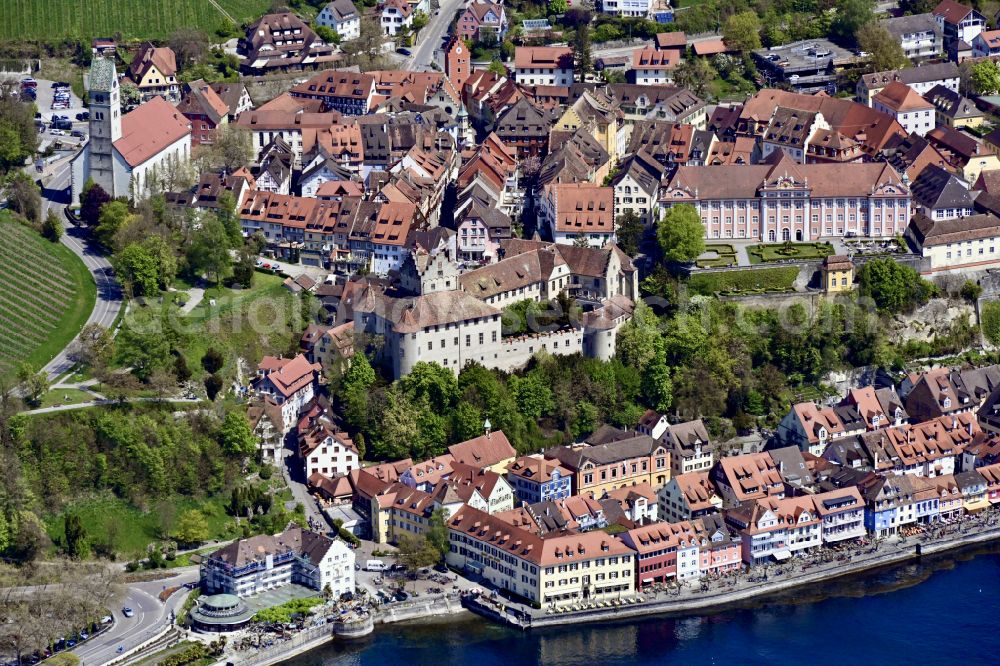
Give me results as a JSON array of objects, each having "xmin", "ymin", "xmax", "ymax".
[{"xmin": 4, "ymin": 0, "xmax": 1000, "ymax": 664}]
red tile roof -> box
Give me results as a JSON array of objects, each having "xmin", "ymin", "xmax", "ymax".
[{"xmin": 114, "ymin": 96, "xmax": 191, "ymax": 167}]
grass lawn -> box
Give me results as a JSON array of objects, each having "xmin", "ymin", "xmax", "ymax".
[
  {"xmin": 132, "ymin": 641, "xmax": 213, "ymax": 666},
  {"xmin": 696, "ymin": 243, "xmax": 738, "ymax": 269},
  {"xmin": 747, "ymin": 242, "xmax": 834, "ymax": 264},
  {"xmin": 689, "ymin": 266, "xmax": 801, "ymax": 296},
  {"xmin": 38, "ymin": 387, "xmax": 95, "ymax": 408},
  {"xmin": 0, "ymin": 211, "xmax": 96, "ymax": 381},
  {"xmin": 36, "ymin": 58, "xmax": 86, "ymax": 99},
  {"xmin": 120, "ymin": 272, "xmax": 303, "ymax": 382},
  {"xmin": 0, "ymin": 0, "xmax": 271, "ymax": 42},
  {"xmin": 44, "ymin": 494, "xmax": 234, "ymax": 559}
]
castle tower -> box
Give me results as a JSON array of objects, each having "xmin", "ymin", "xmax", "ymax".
[
  {"xmin": 87, "ymin": 57, "xmax": 122, "ymax": 196},
  {"xmin": 444, "ymin": 36, "xmax": 470, "ymax": 93}
]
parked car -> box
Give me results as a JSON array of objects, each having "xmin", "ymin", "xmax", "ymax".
[
  {"xmin": 50, "ymin": 129, "xmax": 66, "ymax": 136},
  {"xmin": 76, "ymin": 111, "xmax": 90, "ymax": 121},
  {"xmin": 70, "ymin": 129, "xmax": 85, "ymax": 138},
  {"xmin": 20, "ymin": 78, "xmax": 37, "ymax": 88},
  {"xmin": 101, "ymin": 615, "xmax": 113, "ymax": 624},
  {"xmin": 396, "ymin": 47, "xmax": 412, "ymax": 56}
]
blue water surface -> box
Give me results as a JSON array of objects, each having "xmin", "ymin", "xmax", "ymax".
[{"xmin": 285, "ymin": 545, "xmax": 1000, "ymax": 666}]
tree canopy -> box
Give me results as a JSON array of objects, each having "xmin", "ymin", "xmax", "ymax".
[{"xmin": 658, "ymin": 204, "xmax": 706, "ymax": 264}]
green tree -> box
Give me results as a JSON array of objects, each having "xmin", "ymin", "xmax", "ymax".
[
  {"xmin": 377, "ymin": 387, "xmax": 420, "ymax": 459},
  {"xmin": 671, "ymin": 57, "xmax": 716, "ymax": 97},
  {"xmin": 142, "ymin": 235, "xmax": 177, "ymax": 289},
  {"xmin": 16, "ymin": 362, "xmax": 49, "ymax": 407},
  {"xmin": 219, "ymin": 411, "xmax": 256, "ymax": 456},
  {"xmin": 616, "ymin": 300, "xmax": 662, "ymax": 368},
  {"xmin": 723, "ymin": 11, "xmax": 761, "ymax": 53},
  {"xmin": 202, "ymin": 348, "xmax": 225, "ymax": 374},
  {"xmin": 79, "ymin": 180, "xmax": 111, "ymax": 227},
  {"xmin": 832, "ymin": 0, "xmax": 874, "ymax": 45},
  {"xmin": 452, "ymin": 401, "xmax": 484, "ymax": 441},
  {"xmin": 858, "ymin": 257, "xmax": 935, "ymax": 314},
  {"xmin": 967, "ymin": 59, "xmax": 1000, "ymax": 95},
  {"xmin": 41, "ymin": 209, "xmax": 63, "ymax": 242},
  {"xmin": 571, "ymin": 401, "xmax": 599, "ymax": 439},
  {"xmin": 425, "ymin": 508, "xmax": 449, "ymax": 562},
  {"xmin": 856, "ymin": 24, "xmax": 907, "ymax": 72},
  {"xmin": 96, "ymin": 200, "xmax": 132, "ymax": 247},
  {"xmin": 188, "ymin": 214, "xmax": 231, "ymax": 285},
  {"xmin": 658, "ymin": 204, "xmax": 705, "ymax": 264},
  {"xmin": 961, "ymin": 280, "xmax": 982, "ymax": 303},
  {"xmin": 233, "ymin": 243, "xmax": 255, "ymax": 288},
  {"xmin": 216, "ymin": 191, "xmax": 242, "ymax": 247},
  {"xmin": 174, "ymin": 509, "xmax": 210, "ymax": 545},
  {"xmin": 315, "ymin": 25, "xmax": 339, "ymax": 44},
  {"xmin": 549, "ymin": 0, "xmax": 568, "ymax": 13},
  {"xmin": 642, "ymin": 345, "xmax": 673, "ymax": 413},
  {"xmin": 395, "ymin": 533, "xmax": 441, "ymax": 570},
  {"xmin": 5, "ymin": 171, "xmax": 42, "ymax": 225},
  {"xmin": 0, "ymin": 83, "xmax": 38, "ymax": 173},
  {"xmin": 573, "ymin": 23, "xmax": 592, "ymax": 81},
  {"xmin": 204, "ymin": 374, "xmax": 223, "ymax": 401},
  {"xmin": 510, "ymin": 372, "xmax": 553, "ymax": 419},
  {"xmin": 114, "ymin": 242, "xmax": 160, "ymax": 297},
  {"xmin": 399, "ymin": 362, "xmax": 458, "ymax": 412},
  {"xmin": 63, "ymin": 513, "xmax": 88, "ymax": 559},
  {"xmin": 488, "ymin": 61, "xmax": 507, "ymax": 76},
  {"xmin": 983, "ymin": 301, "xmax": 1000, "ymax": 346},
  {"xmin": 615, "ymin": 210, "xmax": 643, "ymax": 257}
]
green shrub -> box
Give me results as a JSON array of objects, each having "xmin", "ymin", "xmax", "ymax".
[
  {"xmin": 982, "ymin": 301, "xmax": 1000, "ymax": 346},
  {"xmin": 689, "ymin": 267, "xmax": 800, "ymax": 295}
]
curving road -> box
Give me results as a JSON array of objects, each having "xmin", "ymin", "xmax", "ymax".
[
  {"xmin": 40, "ymin": 163, "xmax": 123, "ymax": 381},
  {"xmin": 73, "ymin": 568, "xmax": 198, "ymax": 666}
]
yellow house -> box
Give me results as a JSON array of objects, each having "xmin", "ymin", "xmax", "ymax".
[
  {"xmin": 553, "ymin": 89, "xmax": 628, "ymax": 166},
  {"xmin": 924, "ymin": 85, "xmax": 986, "ymax": 130},
  {"xmin": 822, "ymin": 254, "xmax": 854, "ymax": 293},
  {"xmin": 126, "ymin": 42, "xmax": 180, "ymax": 101},
  {"xmin": 371, "ymin": 483, "xmax": 436, "ymax": 544}
]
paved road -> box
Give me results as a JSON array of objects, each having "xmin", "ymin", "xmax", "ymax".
[
  {"xmin": 281, "ymin": 440, "xmax": 328, "ymax": 531},
  {"xmin": 74, "ymin": 569, "xmax": 198, "ymax": 666},
  {"xmin": 405, "ymin": 0, "xmax": 464, "ymax": 70},
  {"xmin": 25, "ymin": 396, "xmax": 201, "ymax": 415},
  {"xmin": 40, "ymin": 166, "xmax": 124, "ymax": 381}
]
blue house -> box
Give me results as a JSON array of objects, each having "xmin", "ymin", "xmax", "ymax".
[
  {"xmin": 506, "ymin": 455, "xmax": 572, "ymax": 505},
  {"xmin": 860, "ymin": 475, "xmax": 900, "ymax": 536}
]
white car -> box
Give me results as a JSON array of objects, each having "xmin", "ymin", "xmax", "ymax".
[
  {"xmin": 122, "ymin": 607, "xmax": 135, "ymax": 618},
  {"xmin": 50, "ymin": 129, "xmax": 65, "ymax": 136}
]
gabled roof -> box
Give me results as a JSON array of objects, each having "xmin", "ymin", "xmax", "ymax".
[
  {"xmin": 177, "ymin": 79, "xmax": 230, "ymax": 125},
  {"xmin": 128, "ymin": 42, "xmax": 177, "ymax": 81},
  {"xmin": 514, "ymin": 46, "xmax": 573, "ymax": 70},
  {"xmin": 933, "ymin": 0, "xmax": 979, "ymax": 25},
  {"xmin": 114, "ymin": 96, "xmax": 191, "ymax": 168},
  {"xmin": 873, "ymin": 81, "xmax": 934, "ymax": 113},
  {"xmin": 911, "ymin": 164, "xmax": 973, "ymax": 210}
]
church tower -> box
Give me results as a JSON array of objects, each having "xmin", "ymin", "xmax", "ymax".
[{"xmin": 87, "ymin": 57, "xmax": 122, "ymax": 196}]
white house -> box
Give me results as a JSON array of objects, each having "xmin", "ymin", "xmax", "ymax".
[
  {"xmin": 316, "ymin": 0, "xmax": 361, "ymax": 42},
  {"xmin": 872, "ymin": 81, "xmax": 936, "ymax": 137},
  {"xmin": 514, "ymin": 46, "xmax": 574, "ymax": 86},
  {"xmin": 300, "ymin": 425, "xmax": 359, "ymax": 479},
  {"xmin": 599, "ymin": 0, "xmax": 652, "ymax": 17},
  {"xmin": 200, "ymin": 526, "xmax": 355, "ymax": 599},
  {"xmin": 380, "ymin": 0, "xmax": 413, "ymax": 36},
  {"xmin": 631, "ymin": 47, "xmax": 678, "ymax": 85},
  {"xmin": 253, "ymin": 355, "xmax": 322, "ymax": 433}
]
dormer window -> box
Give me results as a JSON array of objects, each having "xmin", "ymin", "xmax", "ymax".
[{"xmin": 943, "ymin": 397, "xmax": 952, "ymax": 408}]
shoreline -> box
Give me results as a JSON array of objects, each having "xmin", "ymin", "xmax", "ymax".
[
  {"xmin": 227, "ymin": 524, "xmax": 1000, "ymax": 665},
  {"xmin": 465, "ymin": 523, "xmax": 1000, "ymax": 629}
]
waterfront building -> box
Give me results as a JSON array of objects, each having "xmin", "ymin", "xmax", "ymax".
[
  {"xmin": 711, "ymin": 452, "xmax": 784, "ymax": 506},
  {"xmin": 447, "ymin": 505, "xmax": 636, "ymax": 607},
  {"xmin": 201, "ymin": 526, "xmax": 355, "ymax": 599},
  {"xmin": 657, "ymin": 471, "xmax": 724, "ymax": 523},
  {"xmin": 725, "ymin": 495, "xmax": 823, "ymax": 565},
  {"xmin": 620, "ymin": 521, "xmax": 702, "ymax": 586}
]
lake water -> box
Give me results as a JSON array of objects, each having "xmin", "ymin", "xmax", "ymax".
[{"xmin": 284, "ymin": 543, "xmax": 1000, "ymax": 666}]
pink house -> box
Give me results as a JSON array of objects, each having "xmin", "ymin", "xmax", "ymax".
[{"xmin": 457, "ymin": 2, "xmax": 508, "ymax": 42}]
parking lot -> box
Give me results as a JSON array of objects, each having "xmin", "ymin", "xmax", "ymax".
[{"xmin": 23, "ymin": 77, "xmax": 88, "ymax": 148}]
